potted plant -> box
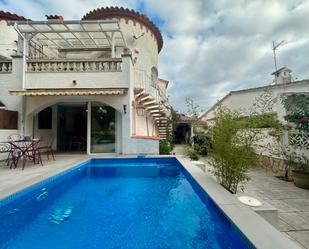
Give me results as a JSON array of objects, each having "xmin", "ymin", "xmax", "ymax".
[{"xmin": 284, "ymin": 151, "xmax": 309, "ymax": 189}]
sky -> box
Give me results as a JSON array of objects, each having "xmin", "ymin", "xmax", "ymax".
[{"xmin": 1, "ymin": 0, "xmax": 309, "ymax": 114}]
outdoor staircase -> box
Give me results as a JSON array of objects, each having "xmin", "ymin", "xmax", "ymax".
[{"xmin": 134, "ymin": 88, "xmax": 171, "ymax": 140}]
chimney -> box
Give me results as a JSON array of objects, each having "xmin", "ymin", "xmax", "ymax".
[
  {"xmin": 271, "ymin": 67, "xmax": 292, "ymax": 84},
  {"xmin": 45, "ymin": 15, "xmax": 64, "ymax": 21}
]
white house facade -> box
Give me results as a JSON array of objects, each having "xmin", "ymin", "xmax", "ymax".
[
  {"xmin": 0, "ymin": 7, "xmax": 171, "ymax": 155},
  {"xmin": 200, "ymin": 68, "xmax": 309, "ymax": 157},
  {"xmin": 200, "ymin": 69, "xmax": 309, "ymax": 125}
]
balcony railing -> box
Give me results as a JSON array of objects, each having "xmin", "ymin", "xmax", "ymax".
[
  {"xmin": 0, "ymin": 61, "xmax": 12, "ymax": 73},
  {"xmin": 134, "ymin": 68, "xmax": 169, "ymax": 108},
  {"xmin": 26, "ymin": 59, "xmax": 122, "ymax": 73}
]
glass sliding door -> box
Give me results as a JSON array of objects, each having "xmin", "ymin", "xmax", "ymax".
[{"xmin": 90, "ymin": 102, "xmax": 116, "ymax": 153}]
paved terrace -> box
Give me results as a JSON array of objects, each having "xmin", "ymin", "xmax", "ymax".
[
  {"xmin": 243, "ymin": 168, "xmax": 309, "ymax": 249},
  {"xmin": 173, "ymin": 145, "xmax": 309, "ymax": 249}
]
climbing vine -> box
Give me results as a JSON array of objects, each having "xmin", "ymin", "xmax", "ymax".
[{"xmin": 282, "ymin": 94, "xmax": 309, "ymax": 132}]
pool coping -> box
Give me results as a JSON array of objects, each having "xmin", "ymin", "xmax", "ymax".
[
  {"xmin": 0, "ymin": 155, "xmax": 302, "ymax": 249},
  {"xmin": 176, "ymin": 156, "xmax": 301, "ymax": 249},
  {"xmin": 0, "ymin": 157, "xmax": 91, "ymax": 201}
]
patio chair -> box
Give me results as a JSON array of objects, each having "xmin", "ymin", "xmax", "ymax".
[
  {"xmin": 6, "ymin": 134, "xmax": 22, "ymax": 166},
  {"xmin": 0, "ymin": 142, "xmax": 13, "ymax": 167},
  {"xmin": 26, "ymin": 139, "xmax": 43, "ymax": 166},
  {"xmin": 38, "ymin": 136, "xmax": 55, "ymax": 160}
]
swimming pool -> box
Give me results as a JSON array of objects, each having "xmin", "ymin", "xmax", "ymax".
[{"xmin": 0, "ymin": 158, "xmax": 254, "ymax": 249}]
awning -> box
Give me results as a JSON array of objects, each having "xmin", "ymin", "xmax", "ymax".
[{"xmin": 10, "ymin": 88, "xmax": 127, "ymax": 96}]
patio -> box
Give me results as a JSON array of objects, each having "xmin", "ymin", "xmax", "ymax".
[
  {"xmin": 243, "ymin": 168, "xmax": 309, "ymax": 249},
  {"xmin": 173, "ymin": 145, "xmax": 309, "ymax": 249}
]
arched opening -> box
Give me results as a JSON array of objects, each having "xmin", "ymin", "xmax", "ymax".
[
  {"xmin": 29, "ymin": 98, "xmax": 121, "ymax": 154},
  {"xmin": 34, "ymin": 102, "xmax": 88, "ymax": 153}
]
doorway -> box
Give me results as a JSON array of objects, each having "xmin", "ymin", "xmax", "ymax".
[
  {"xmin": 90, "ymin": 102, "xmax": 116, "ymax": 153},
  {"xmin": 57, "ymin": 103, "xmax": 87, "ymax": 152}
]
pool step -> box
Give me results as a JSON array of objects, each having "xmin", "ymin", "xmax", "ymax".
[{"xmin": 49, "ymin": 207, "xmax": 73, "ymax": 224}]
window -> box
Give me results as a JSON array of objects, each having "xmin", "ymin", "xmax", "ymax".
[
  {"xmin": 151, "ymin": 67, "xmax": 158, "ymax": 87},
  {"xmin": 38, "ymin": 107, "xmax": 52, "ymax": 129},
  {"xmin": 0, "ymin": 109, "xmax": 18, "ymax": 129}
]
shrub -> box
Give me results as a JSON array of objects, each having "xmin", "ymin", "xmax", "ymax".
[
  {"xmin": 209, "ymin": 107, "xmax": 261, "ymax": 194},
  {"xmin": 192, "ymin": 132, "xmax": 211, "ymax": 156},
  {"xmin": 185, "ymin": 146, "xmax": 199, "ymax": 161},
  {"xmin": 159, "ymin": 140, "xmax": 172, "ymax": 155}
]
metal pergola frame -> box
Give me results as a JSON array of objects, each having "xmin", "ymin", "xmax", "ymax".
[{"xmin": 11, "ymin": 20, "xmax": 127, "ymax": 56}]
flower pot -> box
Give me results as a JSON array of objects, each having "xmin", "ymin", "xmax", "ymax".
[{"xmin": 292, "ymin": 170, "xmax": 309, "ymax": 189}]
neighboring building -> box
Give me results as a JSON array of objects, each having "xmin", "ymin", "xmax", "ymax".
[
  {"xmin": 174, "ymin": 114, "xmax": 193, "ymax": 144},
  {"xmin": 200, "ymin": 68, "xmax": 309, "ymax": 157},
  {"xmin": 200, "ymin": 68, "xmax": 309, "ymax": 125},
  {"xmin": 0, "ymin": 7, "xmax": 171, "ymax": 155}
]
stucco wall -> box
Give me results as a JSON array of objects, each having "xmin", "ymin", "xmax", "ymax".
[
  {"xmin": 0, "ymin": 57, "xmax": 23, "ymax": 141},
  {"xmin": 0, "ymin": 20, "xmax": 18, "ymax": 59},
  {"xmin": 135, "ymin": 113, "xmax": 157, "ymax": 136},
  {"xmin": 124, "ymin": 137, "xmax": 159, "ymax": 154},
  {"xmin": 202, "ymin": 81, "xmax": 309, "ymax": 123},
  {"xmin": 117, "ymin": 18, "xmax": 159, "ymax": 75}
]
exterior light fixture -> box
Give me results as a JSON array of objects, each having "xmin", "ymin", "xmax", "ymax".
[
  {"xmin": 123, "ymin": 104, "xmax": 127, "ymax": 114},
  {"xmin": 136, "ymin": 105, "xmax": 145, "ymax": 116}
]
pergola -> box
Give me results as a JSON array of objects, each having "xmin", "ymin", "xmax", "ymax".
[{"xmin": 11, "ymin": 19, "xmax": 127, "ymax": 58}]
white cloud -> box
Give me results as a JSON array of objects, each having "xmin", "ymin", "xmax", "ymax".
[
  {"xmin": 144, "ymin": 0, "xmax": 309, "ymax": 113},
  {"xmin": 1, "ymin": 0, "xmax": 309, "ymax": 113}
]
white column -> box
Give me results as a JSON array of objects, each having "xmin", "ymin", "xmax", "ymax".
[
  {"xmin": 111, "ymin": 33, "xmax": 115, "ymax": 58},
  {"xmin": 87, "ymin": 101, "xmax": 91, "ymax": 155}
]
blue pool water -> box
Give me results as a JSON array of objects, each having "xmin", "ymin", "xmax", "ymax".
[{"xmin": 0, "ymin": 158, "xmax": 253, "ymax": 249}]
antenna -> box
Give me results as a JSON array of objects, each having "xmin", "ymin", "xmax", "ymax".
[{"xmin": 272, "ymin": 40, "xmax": 284, "ymax": 71}]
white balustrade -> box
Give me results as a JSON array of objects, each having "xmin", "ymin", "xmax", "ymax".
[
  {"xmin": 0, "ymin": 61, "xmax": 12, "ymax": 73},
  {"xmin": 26, "ymin": 59, "xmax": 122, "ymax": 73}
]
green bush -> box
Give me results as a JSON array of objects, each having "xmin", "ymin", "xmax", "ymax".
[
  {"xmin": 193, "ymin": 144, "xmax": 208, "ymax": 156},
  {"xmin": 210, "ymin": 107, "xmax": 260, "ymax": 194},
  {"xmin": 185, "ymin": 146, "xmax": 199, "ymax": 161},
  {"xmin": 159, "ymin": 140, "xmax": 172, "ymax": 155}
]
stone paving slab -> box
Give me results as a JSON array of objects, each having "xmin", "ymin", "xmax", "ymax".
[
  {"xmin": 286, "ymin": 231, "xmax": 309, "ymax": 249},
  {"xmin": 240, "ymin": 168, "xmax": 309, "ymax": 249}
]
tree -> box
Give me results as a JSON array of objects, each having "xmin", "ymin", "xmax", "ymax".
[
  {"xmin": 185, "ymin": 97, "xmax": 203, "ymax": 131},
  {"xmin": 209, "ymin": 89, "xmax": 280, "ymax": 193},
  {"xmin": 209, "ymin": 107, "xmax": 257, "ymax": 193}
]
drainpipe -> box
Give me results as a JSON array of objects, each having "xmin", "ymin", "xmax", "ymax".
[{"xmin": 13, "ymin": 23, "xmax": 27, "ymax": 136}]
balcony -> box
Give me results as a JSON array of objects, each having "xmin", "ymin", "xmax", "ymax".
[
  {"xmin": 26, "ymin": 59, "xmax": 122, "ymax": 73},
  {"xmin": 24, "ymin": 58, "xmax": 130, "ymax": 89}
]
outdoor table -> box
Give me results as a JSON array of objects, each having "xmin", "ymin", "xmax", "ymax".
[{"xmin": 1, "ymin": 138, "xmax": 42, "ymax": 170}]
